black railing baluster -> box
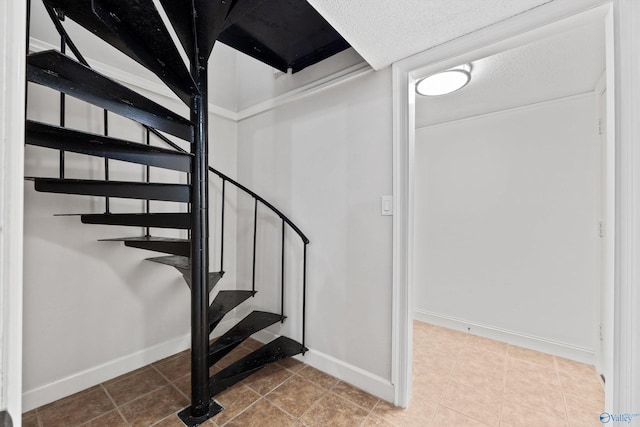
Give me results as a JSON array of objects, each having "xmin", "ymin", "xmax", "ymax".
[
  {"xmin": 103, "ymin": 109, "xmax": 110, "ymax": 213},
  {"xmin": 302, "ymin": 242, "xmax": 308, "ymax": 352},
  {"xmin": 252, "ymin": 198, "xmax": 258, "ymax": 294},
  {"xmin": 281, "ymin": 218, "xmax": 285, "ymax": 322},
  {"xmin": 58, "ymin": 11, "xmax": 65, "ymax": 179},
  {"xmin": 145, "ymin": 128, "xmax": 151, "ymax": 237},
  {"xmin": 45, "ymin": 5, "xmax": 88, "ymax": 66},
  {"xmin": 25, "ymin": 0, "xmax": 31, "ymax": 116},
  {"xmin": 220, "ymin": 179, "xmax": 226, "ymax": 273}
]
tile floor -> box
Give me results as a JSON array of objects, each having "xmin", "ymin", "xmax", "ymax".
[{"xmin": 22, "ymin": 321, "xmax": 604, "ymax": 426}]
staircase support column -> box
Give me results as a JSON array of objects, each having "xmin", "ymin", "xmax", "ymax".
[{"xmin": 178, "ymin": 58, "xmax": 222, "ymax": 424}]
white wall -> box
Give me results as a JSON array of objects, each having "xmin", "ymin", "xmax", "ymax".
[
  {"xmin": 235, "ymin": 48, "xmax": 365, "ymax": 111},
  {"xmin": 413, "ymin": 94, "xmax": 600, "ymax": 362},
  {"xmin": 0, "ymin": 0, "xmax": 26, "ymax": 421},
  {"xmin": 236, "ymin": 67, "xmax": 395, "ymax": 399}
]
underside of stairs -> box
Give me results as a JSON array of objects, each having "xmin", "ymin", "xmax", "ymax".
[{"xmin": 24, "ymin": 0, "xmax": 327, "ymax": 424}]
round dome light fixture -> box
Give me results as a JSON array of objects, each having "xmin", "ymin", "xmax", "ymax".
[{"xmin": 416, "ymin": 64, "xmax": 472, "ymax": 96}]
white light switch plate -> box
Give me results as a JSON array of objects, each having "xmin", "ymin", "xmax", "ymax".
[{"xmin": 381, "ymin": 195, "xmax": 393, "ymax": 216}]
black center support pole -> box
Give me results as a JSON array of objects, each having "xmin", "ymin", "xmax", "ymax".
[{"xmin": 178, "ymin": 52, "xmax": 223, "ymax": 425}]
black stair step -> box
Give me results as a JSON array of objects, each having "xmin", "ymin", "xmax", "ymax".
[
  {"xmin": 44, "ymin": 0, "xmax": 197, "ymax": 105},
  {"xmin": 209, "ymin": 336, "xmax": 306, "ymax": 397},
  {"xmin": 146, "ymin": 255, "xmax": 190, "ymax": 269},
  {"xmin": 81, "ymin": 213, "xmax": 190, "ymax": 229},
  {"xmin": 30, "ymin": 178, "xmax": 190, "ymax": 202},
  {"xmin": 158, "ymin": 0, "xmax": 265, "ymax": 63},
  {"xmin": 101, "ymin": 236, "xmax": 190, "ymax": 257},
  {"xmin": 27, "ymin": 51, "xmax": 193, "ymax": 141},
  {"xmin": 218, "ymin": 0, "xmax": 350, "ymax": 74},
  {"xmin": 182, "ymin": 272, "xmax": 224, "ymax": 293},
  {"xmin": 146, "ymin": 256, "xmax": 223, "ymax": 292},
  {"xmin": 190, "ymin": 0, "xmax": 233, "ymax": 61},
  {"xmin": 208, "ymin": 311, "xmax": 283, "ymax": 366},
  {"xmin": 26, "ymin": 121, "xmax": 192, "ymax": 172},
  {"xmin": 209, "ymin": 290, "xmax": 256, "ymax": 332}
]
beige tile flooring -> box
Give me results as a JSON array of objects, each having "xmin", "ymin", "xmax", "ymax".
[{"xmin": 22, "ymin": 321, "xmax": 604, "ymax": 426}]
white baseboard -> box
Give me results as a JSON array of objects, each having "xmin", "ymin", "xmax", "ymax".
[
  {"xmin": 413, "ymin": 309, "xmax": 596, "ymax": 365},
  {"xmin": 22, "ymin": 318, "xmax": 396, "ymax": 412},
  {"xmin": 22, "ymin": 319, "xmax": 237, "ymax": 412},
  {"xmin": 252, "ymin": 330, "xmax": 395, "ymax": 403}
]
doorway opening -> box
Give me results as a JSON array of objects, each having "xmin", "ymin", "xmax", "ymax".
[{"xmin": 391, "ymin": 3, "xmax": 615, "ymax": 417}]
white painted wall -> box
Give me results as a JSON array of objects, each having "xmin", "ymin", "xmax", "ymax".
[
  {"xmin": 413, "ymin": 94, "xmax": 600, "ymax": 361},
  {"xmin": 613, "ymin": 0, "xmax": 640, "ymax": 412},
  {"xmin": 236, "ymin": 67, "xmax": 395, "ymax": 399},
  {"xmin": 235, "ymin": 48, "xmax": 365, "ymax": 111},
  {"xmin": 22, "ymin": 69, "xmax": 238, "ymax": 411},
  {"xmin": 0, "ymin": 0, "xmax": 26, "ymax": 422}
]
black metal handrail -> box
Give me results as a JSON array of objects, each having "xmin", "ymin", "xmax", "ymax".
[
  {"xmin": 209, "ymin": 168, "xmax": 310, "ymax": 244},
  {"xmin": 146, "ymin": 129, "xmax": 310, "ymax": 349},
  {"xmin": 148, "ymin": 125, "xmax": 311, "ymax": 352}
]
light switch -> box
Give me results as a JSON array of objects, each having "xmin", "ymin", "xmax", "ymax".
[{"xmin": 381, "ymin": 195, "xmax": 393, "ymax": 216}]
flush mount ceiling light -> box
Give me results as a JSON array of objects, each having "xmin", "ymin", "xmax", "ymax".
[{"xmin": 416, "ymin": 64, "xmax": 472, "ymax": 96}]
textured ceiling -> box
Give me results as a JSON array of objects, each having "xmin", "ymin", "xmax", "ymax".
[
  {"xmin": 307, "ymin": 0, "xmax": 554, "ymax": 70},
  {"xmin": 415, "ymin": 15, "xmax": 605, "ymax": 128}
]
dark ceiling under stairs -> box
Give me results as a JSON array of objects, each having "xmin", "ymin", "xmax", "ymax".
[
  {"xmin": 47, "ymin": 0, "xmax": 350, "ymax": 80},
  {"xmin": 217, "ymin": 0, "xmax": 351, "ymax": 73}
]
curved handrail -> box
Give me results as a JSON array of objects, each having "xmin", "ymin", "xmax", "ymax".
[
  {"xmin": 208, "ymin": 168, "xmax": 310, "ymax": 244},
  {"xmin": 145, "ymin": 127, "xmax": 310, "ymax": 245}
]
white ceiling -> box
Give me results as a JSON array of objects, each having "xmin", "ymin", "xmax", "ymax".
[
  {"xmin": 415, "ymin": 14, "xmax": 605, "ymax": 128},
  {"xmin": 308, "ymin": 0, "xmax": 555, "ymax": 70}
]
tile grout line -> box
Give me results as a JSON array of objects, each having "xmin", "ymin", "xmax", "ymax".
[
  {"xmin": 219, "ymin": 396, "xmax": 265, "ymax": 426},
  {"xmin": 262, "ymin": 392, "xmax": 316, "ymax": 424},
  {"xmin": 148, "ymin": 412, "xmax": 179, "ymax": 427},
  {"xmin": 217, "ymin": 364, "xmax": 304, "ymax": 425},
  {"xmin": 552, "ymin": 355, "xmax": 572, "ymax": 425},
  {"xmin": 244, "ymin": 367, "xmax": 296, "ymax": 396},
  {"xmin": 34, "ymin": 409, "xmax": 43, "ymax": 427},
  {"xmin": 260, "ymin": 376, "xmax": 333, "ymax": 422},
  {"xmin": 498, "ymin": 345, "xmax": 510, "ymax": 427},
  {"xmin": 428, "ymin": 328, "xmax": 503, "ymax": 426},
  {"xmin": 67, "ymin": 384, "xmax": 122, "ymax": 427},
  {"xmin": 290, "ymin": 377, "xmax": 337, "ymax": 425},
  {"xmin": 369, "ymin": 400, "xmax": 401, "ymax": 427},
  {"xmin": 324, "ymin": 388, "xmax": 379, "ymax": 421},
  {"xmin": 448, "ymin": 334, "xmax": 493, "ymax": 426},
  {"xmin": 150, "ymin": 363, "xmax": 190, "ymax": 402},
  {"xmin": 100, "ymin": 383, "xmax": 130, "ymax": 424}
]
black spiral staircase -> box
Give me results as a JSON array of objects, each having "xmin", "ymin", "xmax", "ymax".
[{"xmin": 25, "ymin": 0, "xmax": 349, "ymax": 424}]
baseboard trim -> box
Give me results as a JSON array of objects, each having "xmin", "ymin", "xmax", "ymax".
[
  {"xmin": 22, "ymin": 319, "xmax": 238, "ymax": 412},
  {"xmin": 22, "ymin": 333, "xmax": 188, "ymax": 412},
  {"xmin": 252, "ymin": 330, "xmax": 395, "ymax": 403},
  {"xmin": 236, "ymin": 62, "xmax": 373, "ymax": 122},
  {"xmin": 413, "ymin": 309, "xmax": 596, "ymax": 365}
]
